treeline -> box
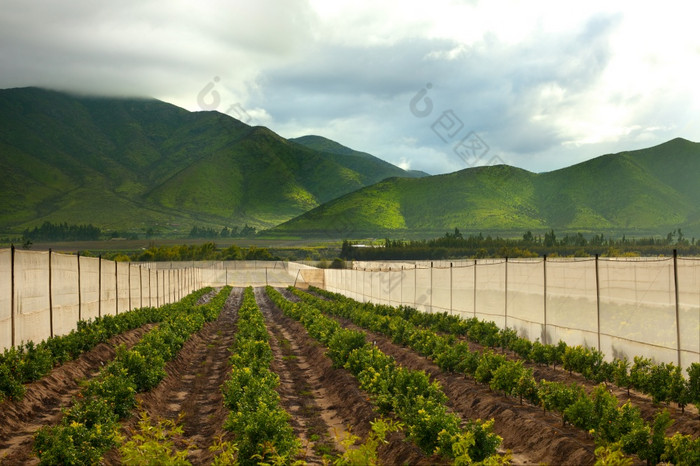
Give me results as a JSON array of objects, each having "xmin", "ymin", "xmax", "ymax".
[
  {"xmin": 341, "ymin": 228, "xmax": 700, "ymax": 260},
  {"xmin": 188, "ymin": 224, "xmax": 257, "ymax": 239},
  {"xmin": 23, "ymin": 222, "xmax": 101, "ymax": 242},
  {"xmin": 126, "ymin": 242, "xmax": 279, "ymax": 262}
]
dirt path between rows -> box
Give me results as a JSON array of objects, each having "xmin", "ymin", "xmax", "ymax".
[
  {"xmin": 254, "ymin": 287, "xmax": 340, "ymax": 464},
  {"xmin": 263, "ymin": 288, "xmax": 442, "ymax": 465},
  {"xmin": 104, "ymin": 288, "xmax": 241, "ymax": 465},
  {"xmin": 0, "ymin": 323, "xmax": 158, "ymax": 465}
]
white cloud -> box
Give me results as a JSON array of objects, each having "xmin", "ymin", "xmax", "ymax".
[{"xmin": 0, "ymin": 0, "xmax": 698, "ymax": 174}]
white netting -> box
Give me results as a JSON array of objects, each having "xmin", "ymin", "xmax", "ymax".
[
  {"xmin": 101, "ymin": 260, "xmax": 117, "ymax": 316},
  {"xmin": 117, "ymin": 262, "xmax": 130, "ymax": 314},
  {"xmin": 599, "ymin": 258, "xmax": 677, "ymax": 364},
  {"xmin": 0, "ymin": 250, "xmax": 12, "ymax": 350},
  {"xmin": 129, "ymin": 264, "xmax": 141, "ymax": 310},
  {"xmin": 546, "ymin": 259, "xmax": 598, "ymax": 349},
  {"xmin": 475, "ymin": 260, "xmax": 506, "ymax": 326},
  {"xmin": 677, "ymin": 258, "xmax": 700, "ymax": 368},
  {"xmin": 414, "ymin": 266, "xmax": 432, "ymax": 313},
  {"xmin": 507, "ymin": 259, "xmax": 545, "ymax": 342},
  {"xmin": 432, "ymin": 267, "xmax": 452, "ymax": 314},
  {"xmin": 14, "ymin": 250, "xmax": 50, "ymax": 344},
  {"xmin": 452, "ymin": 263, "xmax": 475, "ymax": 319},
  {"xmin": 51, "ymin": 253, "xmax": 79, "ymax": 337},
  {"xmin": 80, "ymin": 256, "xmax": 100, "ymax": 321}
]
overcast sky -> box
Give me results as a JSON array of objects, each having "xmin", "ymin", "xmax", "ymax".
[{"xmin": 2, "ymin": 0, "xmax": 699, "ymax": 174}]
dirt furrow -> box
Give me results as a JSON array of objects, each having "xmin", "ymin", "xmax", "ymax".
[
  {"xmin": 0, "ymin": 323, "xmax": 157, "ymax": 465},
  {"xmin": 104, "ymin": 288, "xmax": 241, "ymax": 465},
  {"xmin": 262, "ymin": 288, "xmax": 441, "ymax": 465},
  {"xmin": 255, "ymin": 288, "xmax": 340, "ymax": 464}
]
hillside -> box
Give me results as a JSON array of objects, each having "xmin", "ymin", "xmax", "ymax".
[
  {"xmin": 0, "ymin": 87, "xmax": 419, "ymax": 234},
  {"xmin": 270, "ymin": 138, "xmax": 700, "ymax": 238}
]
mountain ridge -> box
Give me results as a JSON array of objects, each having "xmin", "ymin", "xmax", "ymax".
[
  {"xmin": 270, "ymin": 137, "xmax": 700, "ymax": 238},
  {"xmin": 0, "ymin": 87, "xmax": 421, "ymax": 234}
]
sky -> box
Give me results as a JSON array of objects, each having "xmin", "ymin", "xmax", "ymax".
[{"xmin": 1, "ymin": 0, "xmax": 699, "ymax": 175}]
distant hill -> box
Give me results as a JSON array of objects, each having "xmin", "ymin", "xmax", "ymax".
[
  {"xmin": 0, "ymin": 87, "xmax": 420, "ymax": 234},
  {"xmin": 270, "ymin": 138, "xmax": 700, "ymax": 238},
  {"xmin": 290, "ymin": 135, "xmax": 429, "ymax": 178}
]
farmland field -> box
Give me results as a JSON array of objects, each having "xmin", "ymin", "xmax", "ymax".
[{"xmin": 0, "ymin": 286, "xmax": 697, "ymax": 465}]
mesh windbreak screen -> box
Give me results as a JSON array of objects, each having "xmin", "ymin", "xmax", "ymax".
[
  {"xmin": 0, "ymin": 249, "xmax": 12, "ymax": 350},
  {"xmin": 507, "ymin": 259, "xmax": 545, "ymax": 342},
  {"xmin": 101, "ymin": 259, "xmax": 117, "ymax": 316},
  {"xmin": 599, "ymin": 258, "xmax": 677, "ymax": 364},
  {"xmin": 475, "ymin": 259, "xmax": 506, "ymax": 326},
  {"xmin": 130, "ymin": 265, "xmax": 141, "ymax": 310},
  {"xmin": 80, "ymin": 256, "xmax": 100, "ymax": 320},
  {"xmin": 546, "ymin": 259, "xmax": 598, "ymax": 348},
  {"xmin": 452, "ymin": 263, "xmax": 475, "ymax": 319},
  {"xmin": 414, "ymin": 266, "xmax": 432, "ymax": 313},
  {"xmin": 677, "ymin": 258, "xmax": 700, "ymax": 367},
  {"xmin": 51, "ymin": 253, "xmax": 79, "ymax": 337},
  {"xmin": 15, "ymin": 250, "xmax": 50, "ymax": 344},
  {"xmin": 432, "ymin": 267, "xmax": 452, "ymax": 314},
  {"xmin": 116, "ymin": 262, "xmax": 130, "ymax": 313}
]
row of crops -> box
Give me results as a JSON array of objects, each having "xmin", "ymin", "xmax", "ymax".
[
  {"xmin": 297, "ymin": 286, "xmax": 699, "ymax": 465},
  {"xmin": 2, "ymin": 283, "xmax": 698, "ymax": 464}
]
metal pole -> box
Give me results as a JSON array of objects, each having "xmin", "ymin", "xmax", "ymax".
[
  {"xmin": 77, "ymin": 253, "xmax": 82, "ymax": 321},
  {"xmin": 543, "ymin": 255, "xmax": 547, "ymax": 345},
  {"xmin": 115, "ymin": 261, "xmax": 119, "ymax": 315},
  {"xmin": 504, "ymin": 257, "xmax": 508, "ymax": 329},
  {"xmin": 450, "ymin": 262, "xmax": 453, "ymax": 315},
  {"xmin": 595, "ymin": 254, "xmax": 601, "ymax": 351},
  {"xmin": 49, "ymin": 249, "xmax": 53, "ymax": 338},
  {"xmin": 156, "ymin": 270, "xmax": 159, "ymax": 307},
  {"xmin": 473, "ymin": 259, "xmax": 477, "ymax": 317},
  {"xmin": 128, "ymin": 263, "xmax": 132, "ymax": 311},
  {"xmin": 139, "ymin": 266, "xmax": 143, "ymax": 309},
  {"xmin": 673, "ymin": 249, "xmax": 682, "ymax": 366},
  {"xmin": 430, "ymin": 262, "xmax": 434, "ymax": 313},
  {"xmin": 98, "ymin": 255, "xmax": 102, "ymax": 318},
  {"xmin": 10, "ymin": 245, "xmax": 15, "ymax": 347}
]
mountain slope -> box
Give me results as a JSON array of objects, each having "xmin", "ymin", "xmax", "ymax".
[
  {"xmin": 271, "ymin": 138, "xmax": 700, "ymax": 237},
  {"xmin": 290, "ymin": 135, "xmax": 429, "ymax": 179},
  {"xmin": 0, "ymin": 87, "xmax": 420, "ymax": 233}
]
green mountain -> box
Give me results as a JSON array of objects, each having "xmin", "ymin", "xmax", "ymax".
[
  {"xmin": 290, "ymin": 135, "xmax": 429, "ymax": 178},
  {"xmin": 0, "ymin": 87, "xmax": 419, "ymax": 234},
  {"xmin": 270, "ymin": 138, "xmax": 700, "ymax": 238}
]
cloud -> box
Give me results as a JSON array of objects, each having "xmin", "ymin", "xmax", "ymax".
[{"xmin": 0, "ymin": 0, "xmax": 698, "ymax": 175}]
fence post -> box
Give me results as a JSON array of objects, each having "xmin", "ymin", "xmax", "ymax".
[
  {"xmin": 49, "ymin": 248, "xmax": 53, "ymax": 338},
  {"xmin": 673, "ymin": 249, "xmax": 681, "ymax": 367},
  {"xmin": 77, "ymin": 252, "xmax": 82, "ymax": 322},
  {"xmin": 595, "ymin": 254, "xmax": 601, "ymax": 352},
  {"xmin": 266, "ymin": 267, "xmax": 268, "ymax": 286},
  {"xmin": 98, "ymin": 255, "xmax": 102, "ymax": 318},
  {"xmin": 115, "ymin": 261, "xmax": 119, "ymax": 315},
  {"xmin": 139, "ymin": 266, "xmax": 143, "ymax": 309},
  {"xmin": 414, "ymin": 264, "xmax": 417, "ymax": 308},
  {"xmin": 473, "ymin": 259, "xmax": 477, "ymax": 317},
  {"xmin": 128, "ymin": 263, "xmax": 132, "ymax": 311},
  {"xmin": 450, "ymin": 262, "xmax": 453, "ymax": 315},
  {"xmin": 10, "ymin": 245, "xmax": 15, "ymax": 348},
  {"xmin": 430, "ymin": 262, "xmax": 433, "ymax": 313},
  {"xmin": 543, "ymin": 255, "xmax": 547, "ymax": 345},
  {"xmin": 156, "ymin": 270, "xmax": 159, "ymax": 307},
  {"xmin": 504, "ymin": 257, "xmax": 508, "ymax": 329}
]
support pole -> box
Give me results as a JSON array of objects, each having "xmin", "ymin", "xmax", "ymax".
[
  {"xmin": 504, "ymin": 257, "xmax": 508, "ymax": 329},
  {"xmin": 115, "ymin": 261, "xmax": 119, "ymax": 315},
  {"xmin": 49, "ymin": 249, "xmax": 53, "ymax": 338},
  {"xmin": 10, "ymin": 245, "xmax": 15, "ymax": 347},
  {"xmin": 673, "ymin": 249, "xmax": 682, "ymax": 367},
  {"xmin": 595, "ymin": 254, "xmax": 601, "ymax": 351},
  {"xmin": 543, "ymin": 255, "xmax": 547, "ymax": 345},
  {"xmin": 98, "ymin": 255, "xmax": 102, "ymax": 318},
  {"xmin": 473, "ymin": 259, "xmax": 477, "ymax": 317},
  {"xmin": 77, "ymin": 252, "xmax": 82, "ymax": 321}
]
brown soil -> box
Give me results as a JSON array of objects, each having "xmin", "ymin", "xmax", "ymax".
[
  {"xmin": 103, "ymin": 288, "xmax": 242, "ymax": 465},
  {"xmin": 258, "ymin": 288, "xmax": 442, "ymax": 465},
  {"xmin": 0, "ymin": 323, "xmax": 157, "ymax": 465}
]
